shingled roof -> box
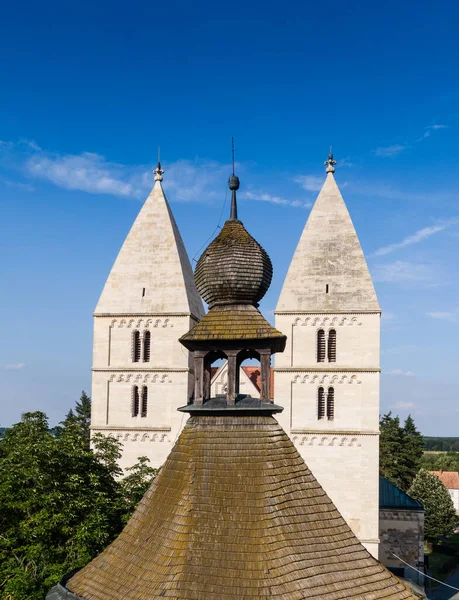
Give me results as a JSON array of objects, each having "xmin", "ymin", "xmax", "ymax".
[{"xmin": 61, "ymin": 416, "xmax": 415, "ymax": 600}]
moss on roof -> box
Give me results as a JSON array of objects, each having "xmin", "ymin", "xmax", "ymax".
[
  {"xmin": 66, "ymin": 416, "xmax": 417, "ymax": 600},
  {"xmin": 180, "ymin": 304, "xmax": 286, "ymax": 346}
]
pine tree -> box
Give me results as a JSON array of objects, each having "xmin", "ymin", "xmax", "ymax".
[
  {"xmin": 379, "ymin": 412, "xmax": 407, "ymax": 490},
  {"xmin": 408, "ymin": 469, "xmax": 457, "ymax": 541},
  {"xmin": 74, "ymin": 391, "xmax": 91, "ymax": 445},
  {"xmin": 402, "ymin": 414, "xmax": 424, "ymax": 491}
]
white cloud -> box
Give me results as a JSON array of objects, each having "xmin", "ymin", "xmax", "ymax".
[
  {"xmin": 337, "ymin": 157, "xmax": 354, "ymax": 168},
  {"xmin": 293, "ymin": 174, "xmax": 324, "ymax": 192},
  {"xmin": 426, "ymin": 311, "xmax": 458, "ymax": 323},
  {"xmin": 0, "ymin": 177, "xmax": 35, "ymax": 192},
  {"xmin": 1, "ymin": 363, "xmax": 25, "ymax": 370},
  {"xmin": 393, "ymin": 401, "xmax": 415, "ymax": 409},
  {"xmin": 373, "ymin": 224, "xmax": 446, "ymax": 256},
  {"xmin": 428, "ymin": 124, "xmax": 448, "ymax": 131},
  {"xmin": 26, "ymin": 151, "xmax": 144, "ymax": 198},
  {"xmin": 372, "ymin": 260, "xmax": 433, "ymax": 283},
  {"xmin": 243, "ymin": 191, "xmax": 311, "ymax": 208},
  {"xmin": 20, "ymin": 142, "xmax": 312, "ymax": 208},
  {"xmin": 386, "ymin": 370, "xmax": 415, "ymax": 377},
  {"xmin": 375, "ymin": 145, "xmax": 406, "ymax": 157}
]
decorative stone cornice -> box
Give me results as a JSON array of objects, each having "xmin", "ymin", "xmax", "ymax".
[
  {"xmin": 274, "ymin": 310, "xmax": 381, "ymax": 316},
  {"xmin": 106, "ymin": 372, "xmax": 173, "ymax": 383},
  {"xmin": 93, "ymin": 368, "xmax": 190, "ymax": 373},
  {"xmin": 290, "ymin": 431, "xmax": 379, "ymax": 448},
  {"xmin": 275, "ymin": 367, "xmax": 380, "ymax": 373},
  {"xmin": 94, "ymin": 312, "xmax": 201, "ymax": 321},
  {"xmin": 92, "ymin": 427, "xmax": 171, "ymax": 443},
  {"xmin": 291, "ymin": 430, "xmax": 379, "ymax": 435},
  {"xmin": 291, "ymin": 373, "xmax": 362, "ymax": 384},
  {"xmin": 293, "ymin": 315, "xmax": 364, "ymax": 327},
  {"xmin": 110, "ymin": 317, "xmax": 175, "ymax": 329},
  {"xmin": 92, "ymin": 426, "xmax": 171, "ymax": 432}
]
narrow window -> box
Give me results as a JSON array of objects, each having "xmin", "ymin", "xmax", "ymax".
[
  {"xmin": 327, "ymin": 387, "xmax": 335, "ymax": 421},
  {"xmin": 143, "ymin": 331, "xmax": 151, "ymax": 362},
  {"xmin": 141, "ymin": 386, "xmax": 148, "ymax": 417},
  {"xmin": 326, "ymin": 284, "xmax": 329, "ymax": 294},
  {"xmin": 317, "ymin": 329, "xmax": 325, "ymax": 362},
  {"xmin": 328, "ymin": 329, "xmax": 336, "ymax": 362},
  {"xmin": 142, "ymin": 287, "xmax": 146, "ymax": 297},
  {"xmin": 132, "ymin": 386, "xmax": 140, "ymax": 417},
  {"xmin": 133, "ymin": 330, "xmax": 141, "ymax": 362},
  {"xmin": 318, "ymin": 387, "xmax": 325, "ymax": 420}
]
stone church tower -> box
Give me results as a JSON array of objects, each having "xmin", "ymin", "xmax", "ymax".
[
  {"xmin": 91, "ymin": 163, "xmax": 204, "ymax": 471},
  {"xmin": 274, "ymin": 153, "xmax": 381, "ymax": 558}
]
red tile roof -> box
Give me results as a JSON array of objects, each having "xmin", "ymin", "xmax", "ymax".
[
  {"xmin": 430, "ymin": 471, "xmax": 459, "ymax": 489},
  {"xmin": 211, "ymin": 365, "xmax": 274, "ymax": 398}
]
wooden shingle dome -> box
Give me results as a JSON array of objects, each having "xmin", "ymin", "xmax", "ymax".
[{"xmin": 195, "ymin": 219, "xmax": 272, "ymax": 308}]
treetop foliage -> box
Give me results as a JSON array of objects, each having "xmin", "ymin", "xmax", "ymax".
[
  {"xmin": 423, "ymin": 437, "xmax": 459, "ymax": 452},
  {"xmin": 408, "ymin": 469, "xmax": 458, "ymax": 541},
  {"xmin": 0, "ymin": 392, "xmax": 158, "ymax": 600},
  {"xmin": 379, "ymin": 412, "xmax": 424, "ymax": 492}
]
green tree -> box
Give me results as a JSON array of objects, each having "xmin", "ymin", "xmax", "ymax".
[
  {"xmin": 120, "ymin": 456, "xmax": 159, "ymax": 523},
  {"xmin": 0, "ymin": 395, "xmax": 159, "ymax": 600},
  {"xmin": 402, "ymin": 414, "xmax": 424, "ymax": 490},
  {"xmin": 61, "ymin": 391, "xmax": 91, "ymax": 446},
  {"xmin": 379, "ymin": 412, "xmax": 425, "ymax": 492},
  {"xmin": 0, "ymin": 411, "xmax": 124, "ymax": 600},
  {"xmin": 379, "ymin": 412, "xmax": 407, "ymax": 490},
  {"xmin": 408, "ymin": 469, "xmax": 457, "ymax": 541}
]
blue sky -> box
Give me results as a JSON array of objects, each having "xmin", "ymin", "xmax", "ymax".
[{"xmin": 1, "ymin": 0, "xmax": 459, "ymax": 434}]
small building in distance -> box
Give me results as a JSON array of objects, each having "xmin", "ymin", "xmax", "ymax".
[
  {"xmin": 379, "ymin": 476, "xmax": 425, "ymax": 586},
  {"xmin": 430, "ymin": 470, "xmax": 459, "ymax": 513}
]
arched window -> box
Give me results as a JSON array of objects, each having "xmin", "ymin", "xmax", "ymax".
[
  {"xmin": 141, "ymin": 386, "xmax": 148, "ymax": 417},
  {"xmin": 143, "ymin": 331, "xmax": 151, "ymax": 362},
  {"xmin": 317, "ymin": 330, "xmax": 325, "ymax": 363},
  {"xmin": 133, "ymin": 331, "xmax": 141, "ymax": 363},
  {"xmin": 327, "ymin": 387, "xmax": 335, "ymax": 421},
  {"xmin": 328, "ymin": 329, "xmax": 336, "ymax": 362},
  {"xmin": 132, "ymin": 386, "xmax": 140, "ymax": 417},
  {"xmin": 317, "ymin": 387, "xmax": 325, "ymax": 420}
]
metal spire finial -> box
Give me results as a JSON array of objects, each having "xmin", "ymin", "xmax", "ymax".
[
  {"xmin": 324, "ymin": 146, "xmax": 337, "ymax": 173},
  {"xmin": 228, "ymin": 137, "xmax": 240, "ymax": 220},
  {"xmin": 154, "ymin": 148, "xmax": 164, "ymax": 182}
]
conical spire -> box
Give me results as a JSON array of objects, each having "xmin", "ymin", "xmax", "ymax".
[
  {"xmin": 277, "ymin": 153, "xmax": 380, "ymax": 313},
  {"xmin": 95, "ymin": 164, "xmax": 204, "ymax": 319}
]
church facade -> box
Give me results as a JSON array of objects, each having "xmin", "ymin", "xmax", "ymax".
[{"xmin": 90, "ymin": 155, "xmax": 381, "ymax": 558}]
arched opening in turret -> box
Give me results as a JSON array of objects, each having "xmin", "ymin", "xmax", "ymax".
[
  {"xmin": 203, "ymin": 350, "xmax": 227, "ymax": 401},
  {"xmin": 237, "ymin": 350, "xmax": 261, "ymax": 400},
  {"xmin": 236, "ymin": 349, "xmax": 271, "ymax": 402}
]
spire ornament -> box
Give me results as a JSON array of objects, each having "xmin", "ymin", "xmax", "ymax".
[
  {"xmin": 153, "ymin": 161, "xmax": 164, "ymax": 182},
  {"xmin": 228, "ymin": 137, "xmax": 240, "ymax": 220},
  {"xmin": 325, "ymin": 149, "xmax": 337, "ymax": 173}
]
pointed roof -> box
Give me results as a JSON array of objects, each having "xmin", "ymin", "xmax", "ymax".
[
  {"xmin": 379, "ymin": 476, "xmax": 424, "ymax": 511},
  {"xmin": 58, "ymin": 415, "xmax": 415, "ymax": 600},
  {"xmin": 95, "ymin": 173, "xmax": 204, "ymax": 318},
  {"xmin": 277, "ymin": 169, "xmax": 380, "ymax": 313}
]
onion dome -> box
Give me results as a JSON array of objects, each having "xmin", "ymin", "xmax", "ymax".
[{"xmin": 194, "ymin": 178, "xmax": 272, "ymax": 309}]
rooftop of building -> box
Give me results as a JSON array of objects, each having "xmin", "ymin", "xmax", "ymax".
[
  {"xmin": 379, "ymin": 476, "xmax": 424, "ymax": 511},
  {"xmin": 430, "ymin": 470, "xmax": 459, "ymax": 489}
]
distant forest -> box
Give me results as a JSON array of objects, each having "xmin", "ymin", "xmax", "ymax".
[{"xmin": 423, "ymin": 437, "xmax": 459, "ymax": 452}]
